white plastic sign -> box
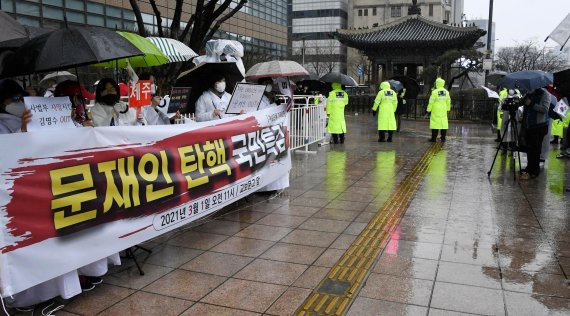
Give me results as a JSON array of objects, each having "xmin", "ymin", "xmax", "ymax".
[
  {"xmin": 24, "ymin": 96, "xmax": 76, "ymax": 131},
  {"xmin": 226, "ymin": 83, "xmax": 265, "ymax": 114}
]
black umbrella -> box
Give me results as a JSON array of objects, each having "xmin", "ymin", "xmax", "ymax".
[
  {"xmin": 175, "ymin": 62, "xmax": 244, "ymax": 114},
  {"xmin": 1, "ymin": 25, "xmax": 143, "ymax": 77},
  {"xmin": 554, "ymin": 68, "xmax": 570, "ymax": 99},
  {"xmin": 498, "ymin": 70, "xmax": 553, "ymax": 93},
  {"xmin": 320, "ymin": 72, "xmax": 358, "ymax": 86},
  {"xmin": 387, "ymin": 79, "xmax": 404, "ymax": 92},
  {"xmin": 391, "ymin": 75, "xmax": 420, "ymax": 99},
  {"xmin": 296, "ymin": 79, "xmax": 327, "ymax": 94},
  {"xmin": 0, "ymin": 11, "xmax": 28, "ymax": 43}
]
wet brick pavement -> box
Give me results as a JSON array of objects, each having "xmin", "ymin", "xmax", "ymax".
[{"xmin": 14, "ymin": 114, "xmax": 570, "ymax": 315}]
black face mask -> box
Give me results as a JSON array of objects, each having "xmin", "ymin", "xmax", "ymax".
[{"xmin": 100, "ymin": 94, "xmax": 117, "ymax": 106}]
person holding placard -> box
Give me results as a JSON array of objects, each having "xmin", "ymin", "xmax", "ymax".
[
  {"xmin": 54, "ymin": 80, "xmax": 95, "ymax": 127},
  {"xmin": 195, "ymin": 74, "xmax": 234, "ymax": 122},
  {"xmin": 258, "ymin": 77, "xmax": 281, "ymax": 110},
  {"xmin": 90, "ymin": 78, "xmax": 137, "ymax": 127},
  {"xmin": 0, "ymin": 79, "xmax": 29, "ymax": 133}
]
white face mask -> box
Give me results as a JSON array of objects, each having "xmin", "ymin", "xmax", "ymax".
[
  {"xmin": 265, "ymin": 84, "xmax": 273, "ymax": 93},
  {"xmin": 215, "ymin": 82, "xmax": 226, "ymax": 93},
  {"xmin": 5, "ymin": 101, "xmax": 25, "ymax": 117}
]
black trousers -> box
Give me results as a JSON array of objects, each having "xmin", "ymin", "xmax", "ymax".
[
  {"xmin": 525, "ymin": 125, "xmax": 548, "ymax": 176},
  {"xmin": 378, "ymin": 131, "xmax": 393, "ymax": 140},
  {"xmin": 431, "ymin": 129, "xmax": 447, "ymax": 141},
  {"xmin": 332, "ymin": 133, "xmax": 345, "ymax": 144}
]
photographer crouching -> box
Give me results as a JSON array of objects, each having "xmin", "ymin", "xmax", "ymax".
[{"xmin": 520, "ymin": 88, "xmax": 551, "ymax": 180}]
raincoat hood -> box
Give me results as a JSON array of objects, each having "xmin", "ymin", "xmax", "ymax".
[
  {"xmin": 380, "ymin": 81, "xmax": 390, "ymax": 90},
  {"xmin": 435, "ymin": 78, "xmax": 445, "ymax": 89},
  {"xmin": 332, "ymin": 83, "xmax": 342, "ymax": 90}
]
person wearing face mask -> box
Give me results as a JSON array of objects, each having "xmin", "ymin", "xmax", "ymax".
[
  {"xmin": 195, "ymin": 74, "xmax": 233, "ymax": 122},
  {"xmin": 0, "ymin": 79, "xmax": 31, "ymax": 133},
  {"xmin": 257, "ymin": 77, "xmax": 282, "ymax": 110},
  {"xmin": 54, "ymin": 80, "xmax": 96, "ymax": 127},
  {"xmin": 141, "ymin": 95, "xmax": 172, "ymax": 125},
  {"xmin": 90, "ymin": 78, "xmax": 137, "ymax": 127},
  {"xmin": 139, "ymin": 72, "xmax": 159, "ymax": 97}
]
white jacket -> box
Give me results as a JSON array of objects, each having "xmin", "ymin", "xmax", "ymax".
[
  {"xmin": 0, "ymin": 113, "xmax": 21, "ymax": 134},
  {"xmin": 90, "ymin": 101, "xmax": 137, "ymax": 127},
  {"xmin": 195, "ymin": 90, "xmax": 232, "ymax": 122}
]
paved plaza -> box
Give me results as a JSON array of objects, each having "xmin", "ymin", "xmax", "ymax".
[{"xmin": 25, "ymin": 115, "xmax": 570, "ymax": 316}]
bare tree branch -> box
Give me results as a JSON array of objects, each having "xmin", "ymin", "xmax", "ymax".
[
  {"xmin": 149, "ymin": 0, "xmax": 164, "ymax": 37},
  {"xmin": 202, "ymin": 0, "xmax": 248, "ymax": 48},
  {"xmin": 129, "ymin": 0, "xmax": 147, "ymax": 37},
  {"xmin": 170, "ymin": 0, "xmax": 184, "ymax": 39}
]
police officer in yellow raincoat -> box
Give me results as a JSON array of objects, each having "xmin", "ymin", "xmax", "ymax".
[
  {"xmin": 427, "ymin": 78, "xmax": 451, "ymax": 142},
  {"xmin": 326, "ymin": 83, "xmax": 348, "ymax": 144},
  {"xmin": 496, "ymin": 87, "xmax": 508, "ymax": 142},
  {"xmin": 372, "ymin": 81, "xmax": 397, "ymax": 142}
]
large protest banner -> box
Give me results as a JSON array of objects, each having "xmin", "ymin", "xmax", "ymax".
[{"xmin": 0, "ymin": 105, "xmax": 290, "ymax": 297}]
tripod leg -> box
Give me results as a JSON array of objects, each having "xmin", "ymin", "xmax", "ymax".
[
  {"xmin": 126, "ymin": 248, "xmax": 145, "ymax": 276},
  {"xmin": 510, "ymin": 119, "xmax": 518, "ymax": 180},
  {"xmin": 488, "ymin": 117, "xmax": 511, "ymax": 177},
  {"xmin": 512, "ymin": 120, "xmax": 521, "ymax": 174}
]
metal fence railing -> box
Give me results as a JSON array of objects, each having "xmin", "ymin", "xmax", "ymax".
[
  {"xmin": 346, "ymin": 95, "xmax": 497, "ymax": 123},
  {"xmin": 287, "ymin": 95, "xmax": 327, "ymax": 153}
]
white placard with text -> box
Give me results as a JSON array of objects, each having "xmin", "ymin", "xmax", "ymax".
[
  {"xmin": 226, "ymin": 83, "xmax": 265, "ymax": 114},
  {"xmin": 24, "ymin": 97, "xmax": 76, "ymax": 132}
]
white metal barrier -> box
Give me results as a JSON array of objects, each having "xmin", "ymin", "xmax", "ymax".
[{"xmin": 284, "ymin": 95, "xmax": 328, "ymax": 154}]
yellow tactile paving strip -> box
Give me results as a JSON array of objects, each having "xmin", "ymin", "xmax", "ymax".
[{"xmin": 295, "ymin": 143, "xmax": 443, "ymax": 316}]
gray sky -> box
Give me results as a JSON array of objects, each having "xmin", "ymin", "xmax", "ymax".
[{"xmin": 463, "ymin": 0, "xmax": 569, "ymax": 48}]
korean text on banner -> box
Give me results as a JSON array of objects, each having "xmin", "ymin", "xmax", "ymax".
[
  {"xmin": 23, "ymin": 96, "xmax": 77, "ymax": 131},
  {"xmin": 129, "ymin": 80, "xmax": 152, "ymax": 107},
  {"xmin": 0, "ymin": 105, "xmax": 290, "ymax": 297},
  {"xmin": 226, "ymin": 83, "xmax": 265, "ymax": 114},
  {"xmin": 168, "ymin": 87, "xmax": 192, "ymax": 113}
]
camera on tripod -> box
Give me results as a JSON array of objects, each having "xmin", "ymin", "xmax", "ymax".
[{"xmin": 502, "ymin": 95, "xmax": 521, "ymax": 113}]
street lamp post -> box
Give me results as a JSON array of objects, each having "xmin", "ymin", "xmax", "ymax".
[
  {"xmin": 485, "ymin": 0, "xmax": 494, "ymax": 86},
  {"xmin": 302, "ymin": 38, "xmax": 305, "ymax": 68}
]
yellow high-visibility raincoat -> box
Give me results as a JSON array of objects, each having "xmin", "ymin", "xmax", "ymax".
[
  {"xmin": 326, "ymin": 83, "xmax": 348, "ymax": 134},
  {"xmin": 427, "ymin": 78, "xmax": 451, "ymax": 130},
  {"xmin": 372, "ymin": 81, "xmax": 397, "ymax": 131},
  {"xmin": 497, "ymin": 88, "xmax": 507, "ymax": 130}
]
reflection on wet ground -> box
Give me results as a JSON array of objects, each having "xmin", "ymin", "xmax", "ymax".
[{"xmin": 46, "ymin": 115, "xmax": 569, "ymax": 316}]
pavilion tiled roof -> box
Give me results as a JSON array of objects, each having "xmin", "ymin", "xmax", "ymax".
[{"xmin": 333, "ymin": 15, "xmax": 486, "ymax": 50}]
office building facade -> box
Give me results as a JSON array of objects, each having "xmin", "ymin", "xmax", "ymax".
[
  {"xmin": 289, "ymin": 0, "xmax": 348, "ymax": 76},
  {"xmin": 0, "ymin": 0, "xmax": 288, "ymax": 59},
  {"xmin": 350, "ymin": 0, "xmax": 463, "ymax": 28}
]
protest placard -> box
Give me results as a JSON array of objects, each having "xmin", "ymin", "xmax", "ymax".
[
  {"xmin": 129, "ymin": 80, "xmax": 152, "ymax": 107},
  {"xmin": 23, "ymin": 97, "xmax": 76, "ymax": 131},
  {"xmin": 226, "ymin": 83, "xmax": 265, "ymax": 114},
  {"xmin": 168, "ymin": 87, "xmax": 191, "ymax": 113}
]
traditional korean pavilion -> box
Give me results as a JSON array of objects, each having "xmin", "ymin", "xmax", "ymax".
[{"xmin": 333, "ymin": 1, "xmax": 486, "ymax": 82}]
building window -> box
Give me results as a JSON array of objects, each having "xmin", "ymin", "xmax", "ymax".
[
  {"xmin": 429, "ymin": 4, "xmax": 433, "ymax": 16},
  {"xmin": 390, "ymin": 6, "xmax": 401, "ymax": 18},
  {"xmin": 87, "ymin": 2, "xmax": 104, "ymax": 15},
  {"xmin": 364, "ymin": 9, "xmax": 368, "ymax": 16},
  {"xmin": 445, "ymin": 10, "xmax": 450, "ymax": 23},
  {"xmin": 43, "ymin": 0, "xmax": 62, "ymax": 6},
  {"xmin": 373, "ymin": 7, "xmax": 377, "ymax": 16},
  {"xmin": 1, "ymin": 0, "xmax": 14, "ymax": 12},
  {"xmin": 358, "ymin": 9, "xmax": 362, "ymax": 17},
  {"xmin": 67, "ymin": 11, "xmax": 85, "ymax": 24},
  {"xmin": 43, "ymin": 5, "xmax": 63, "ymax": 20},
  {"xmin": 15, "ymin": 1, "xmax": 40, "ymax": 16},
  {"xmin": 65, "ymin": 0, "xmax": 84, "ymax": 11},
  {"xmin": 87, "ymin": 14, "xmax": 104, "ymax": 27}
]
